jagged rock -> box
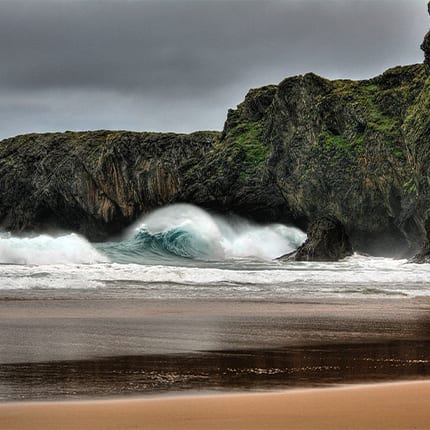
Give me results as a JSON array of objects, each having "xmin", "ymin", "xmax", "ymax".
[
  {"xmin": 270, "ymin": 66, "xmax": 430, "ymax": 256},
  {"xmin": 421, "ymin": 2, "xmax": 430, "ymax": 69},
  {"xmin": 410, "ymin": 217, "xmax": 430, "ymax": 263},
  {"xmin": 287, "ymin": 217, "xmax": 353, "ymax": 262}
]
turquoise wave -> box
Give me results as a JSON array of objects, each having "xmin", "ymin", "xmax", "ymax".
[
  {"xmin": 95, "ymin": 204, "xmax": 307, "ymax": 265},
  {"xmin": 96, "ymin": 227, "xmax": 216, "ymax": 264}
]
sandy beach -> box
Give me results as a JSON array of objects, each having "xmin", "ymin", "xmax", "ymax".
[
  {"xmin": 1, "ymin": 296, "xmax": 430, "ymax": 429},
  {"xmin": 1, "ymin": 381, "xmax": 429, "ymax": 430}
]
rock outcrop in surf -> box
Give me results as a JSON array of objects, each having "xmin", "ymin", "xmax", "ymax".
[
  {"xmin": 0, "ymin": 3, "xmax": 429, "ymax": 260},
  {"xmin": 283, "ymin": 217, "xmax": 353, "ymax": 262},
  {"xmin": 411, "ymin": 217, "xmax": 430, "ymax": 263}
]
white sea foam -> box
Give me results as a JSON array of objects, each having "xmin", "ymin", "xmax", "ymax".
[
  {"xmin": 1, "ymin": 255, "xmax": 430, "ymax": 299},
  {"xmin": 0, "ymin": 233, "xmax": 108, "ymax": 265},
  {"xmin": 131, "ymin": 203, "xmax": 306, "ymax": 260},
  {"xmin": 0, "ymin": 204, "xmax": 429, "ymax": 300},
  {"xmin": 0, "ymin": 205, "xmax": 304, "ymax": 267}
]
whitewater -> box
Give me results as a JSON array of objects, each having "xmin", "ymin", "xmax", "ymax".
[{"xmin": 1, "ymin": 203, "xmax": 430, "ymax": 300}]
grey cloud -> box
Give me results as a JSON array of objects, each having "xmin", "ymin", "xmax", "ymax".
[{"xmin": 0, "ymin": 0, "xmax": 428, "ymax": 138}]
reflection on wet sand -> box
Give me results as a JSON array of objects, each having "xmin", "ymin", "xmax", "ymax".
[
  {"xmin": 2, "ymin": 340, "xmax": 430, "ymax": 401},
  {"xmin": 1, "ymin": 297, "xmax": 430, "ymax": 401}
]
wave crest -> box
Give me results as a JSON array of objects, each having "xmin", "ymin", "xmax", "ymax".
[{"xmin": 99, "ymin": 204, "xmax": 306, "ymax": 263}]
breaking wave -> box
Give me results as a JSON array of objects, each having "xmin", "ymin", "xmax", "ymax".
[
  {"xmin": 98, "ymin": 204, "xmax": 306, "ymax": 263},
  {"xmin": 0, "ymin": 204, "xmax": 306, "ymax": 265}
]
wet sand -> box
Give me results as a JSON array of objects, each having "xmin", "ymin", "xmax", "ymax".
[
  {"xmin": 1, "ymin": 296, "xmax": 430, "ymax": 428},
  {"xmin": 1, "ymin": 297, "xmax": 430, "ymax": 400},
  {"xmin": 2, "ymin": 340, "xmax": 430, "ymax": 400},
  {"xmin": 1, "ymin": 381, "xmax": 430, "ymax": 430}
]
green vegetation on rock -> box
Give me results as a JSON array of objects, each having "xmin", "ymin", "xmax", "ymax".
[{"xmin": 226, "ymin": 121, "xmax": 268, "ymax": 167}]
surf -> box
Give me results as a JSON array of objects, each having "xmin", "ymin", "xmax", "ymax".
[
  {"xmin": 0, "ymin": 233, "xmax": 108, "ymax": 265},
  {"xmin": 0, "ymin": 204, "xmax": 306, "ymax": 265},
  {"xmin": 98, "ymin": 204, "xmax": 306, "ymax": 264}
]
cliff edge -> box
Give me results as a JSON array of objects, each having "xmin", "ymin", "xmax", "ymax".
[{"xmin": 422, "ymin": 2, "xmax": 430, "ymax": 68}]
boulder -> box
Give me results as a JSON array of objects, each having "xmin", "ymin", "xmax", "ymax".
[{"xmin": 289, "ymin": 217, "xmax": 353, "ymax": 262}]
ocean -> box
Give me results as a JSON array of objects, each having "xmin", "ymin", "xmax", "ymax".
[{"xmin": 1, "ymin": 203, "xmax": 430, "ymax": 401}]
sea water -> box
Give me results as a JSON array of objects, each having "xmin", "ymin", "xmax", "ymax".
[
  {"xmin": 0, "ymin": 203, "xmax": 430, "ymax": 300},
  {"xmin": 2, "ymin": 204, "xmax": 430, "ymax": 400}
]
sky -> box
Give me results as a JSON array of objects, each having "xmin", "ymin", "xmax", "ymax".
[{"xmin": 0, "ymin": 0, "xmax": 428, "ymax": 139}]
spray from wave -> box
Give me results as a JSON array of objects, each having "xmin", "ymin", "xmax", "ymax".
[
  {"xmin": 0, "ymin": 205, "xmax": 306, "ymax": 265},
  {"xmin": 0, "ymin": 233, "xmax": 108, "ymax": 265},
  {"xmin": 98, "ymin": 204, "xmax": 306, "ymax": 263}
]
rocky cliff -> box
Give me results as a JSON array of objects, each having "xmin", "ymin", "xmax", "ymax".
[
  {"xmin": 0, "ymin": 131, "xmax": 219, "ymax": 239},
  {"xmin": 0, "ymin": 6, "xmax": 429, "ymax": 256},
  {"xmin": 184, "ymin": 64, "xmax": 430, "ymax": 256}
]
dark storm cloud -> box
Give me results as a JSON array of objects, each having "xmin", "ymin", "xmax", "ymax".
[{"xmin": 0, "ymin": 0, "xmax": 428, "ymax": 138}]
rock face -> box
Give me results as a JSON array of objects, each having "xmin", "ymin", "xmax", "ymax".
[
  {"xmin": 190, "ymin": 64, "xmax": 429, "ymax": 257},
  {"xmin": 263, "ymin": 65, "xmax": 430, "ymax": 256},
  {"xmin": 1, "ymin": 6, "xmax": 430, "ymax": 257},
  {"xmin": 0, "ymin": 64, "xmax": 429, "ymax": 256},
  {"xmin": 180, "ymin": 84, "xmax": 293, "ymax": 225},
  {"xmin": 291, "ymin": 217, "xmax": 353, "ymax": 262},
  {"xmin": 0, "ymin": 130, "xmax": 219, "ymax": 240},
  {"xmin": 422, "ymin": 2, "xmax": 430, "ymax": 68}
]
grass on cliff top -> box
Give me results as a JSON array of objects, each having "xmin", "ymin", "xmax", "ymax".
[
  {"xmin": 232, "ymin": 122, "xmax": 268, "ymax": 164},
  {"xmin": 320, "ymin": 75, "xmax": 416, "ymax": 159},
  {"xmin": 331, "ymin": 78, "xmax": 404, "ymax": 138},
  {"xmin": 220, "ymin": 120, "xmax": 269, "ymax": 169},
  {"xmin": 358, "ymin": 83, "xmax": 400, "ymax": 137}
]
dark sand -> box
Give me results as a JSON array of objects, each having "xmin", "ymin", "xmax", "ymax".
[{"xmin": 1, "ymin": 297, "xmax": 430, "ymax": 400}]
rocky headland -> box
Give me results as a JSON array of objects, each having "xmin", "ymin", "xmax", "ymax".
[{"xmin": 0, "ymin": 3, "xmax": 429, "ymax": 260}]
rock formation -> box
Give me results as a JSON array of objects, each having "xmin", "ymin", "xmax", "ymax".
[
  {"xmin": 288, "ymin": 217, "xmax": 353, "ymax": 262},
  {"xmin": 0, "ymin": 63, "xmax": 429, "ymax": 256},
  {"xmin": 0, "ymin": 4, "xmax": 430, "ymax": 259},
  {"xmin": 188, "ymin": 64, "xmax": 429, "ymax": 257},
  {"xmin": 0, "ymin": 131, "xmax": 220, "ymax": 240},
  {"xmin": 411, "ymin": 216, "xmax": 430, "ymax": 263},
  {"xmin": 421, "ymin": 2, "xmax": 430, "ymax": 68}
]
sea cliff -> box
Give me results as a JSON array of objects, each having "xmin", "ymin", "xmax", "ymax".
[{"xmin": 0, "ymin": 4, "xmax": 429, "ymax": 257}]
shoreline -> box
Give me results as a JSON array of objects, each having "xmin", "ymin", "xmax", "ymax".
[{"xmin": 1, "ymin": 380, "xmax": 430, "ymax": 430}]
